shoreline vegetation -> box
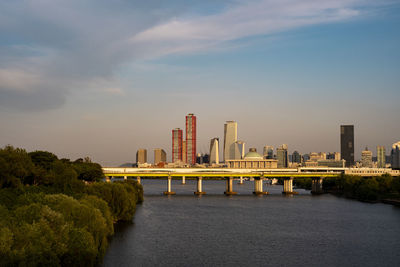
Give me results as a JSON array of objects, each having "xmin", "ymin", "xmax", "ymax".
[
  {"xmin": 0, "ymin": 145, "xmax": 143, "ymax": 266},
  {"xmin": 292, "ymin": 174, "xmax": 400, "ymax": 204}
]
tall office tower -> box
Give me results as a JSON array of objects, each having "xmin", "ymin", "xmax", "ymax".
[
  {"xmin": 209, "ymin": 138, "xmax": 219, "ymax": 164},
  {"xmin": 340, "ymin": 125, "xmax": 354, "ymax": 167},
  {"xmin": 172, "ymin": 128, "xmax": 183, "ymax": 163},
  {"xmin": 182, "ymin": 140, "xmax": 187, "ymax": 163},
  {"xmin": 186, "ymin": 113, "xmax": 197, "ymax": 165},
  {"xmin": 224, "ymin": 121, "xmax": 238, "ymax": 161},
  {"xmin": 235, "ymin": 141, "xmax": 245, "ymax": 159},
  {"xmin": 277, "ymin": 144, "xmax": 288, "ymax": 168},
  {"xmin": 154, "ymin": 148, "xmax": 167, "ymax": 165},
  {"xmin": 136, "ymin": 149, "xmax": 147, "ymax": 164},
  {"xmin": 391, "ymin": 142, "xmax": 400, "ymax": 170},
  {"xmin": 377, "ymin": 146, "xmax": 386, "ymax": 168},
  {"xmin": 263, "ymin": 146, "xmax": 274, "ymax": 159},
  {"xmin": 361, "ymin": 147, "xmax": 373, "ymax": 168},
  {"xmin": 292, "ymin": 151, "xmax": 301, "ymax": 163}
]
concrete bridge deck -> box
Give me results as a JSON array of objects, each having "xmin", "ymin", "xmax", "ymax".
[{"xmin": 102, "ymin": 167, "xmax": 399, "ymax": 196}]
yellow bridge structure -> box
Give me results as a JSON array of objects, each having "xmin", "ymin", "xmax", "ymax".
[{"xmin": 103, "ymin": 167, "xmax": 399, "ymax": 195}]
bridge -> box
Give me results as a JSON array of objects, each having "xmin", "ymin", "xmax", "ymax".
[{"xmin": 103, "ymin": 167, "xmax": 400, "ymax": 196}]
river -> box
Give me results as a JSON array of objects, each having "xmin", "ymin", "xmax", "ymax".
[{"xmin": 102, "ymin": 179, "xmax": 400, "ymax": 267}]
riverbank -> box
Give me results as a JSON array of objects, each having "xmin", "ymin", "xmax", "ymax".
[{"xmin": 0, "ymin": 146, "xmax": 143, "ymax": 266}]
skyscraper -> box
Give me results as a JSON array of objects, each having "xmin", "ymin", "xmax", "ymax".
[
  {"xmin": 277, "ymin": 144, "xmax": 288, "ymax": 168},
  {"xmin": 172, "ymin": 128, "xmax": 183, "ymax": 163},
  {"xmin": 182, "ymin": 140, "xmax": 187, "ymax": 163},
  {"xmin": 209, "ymin": 138, "xmax": 219, "ymax": 164},
  {"xmin": 361, "ymin": 147, "xmax": 372, "ymax": 168},
  {"xmin": 391, "ymin": 142, "xmax": 400, "ymax": 170},
  {"xmin": 186, "ymin": 113, "xmax": 196, "ymax": 165},
  {"xmin": 154, "ymin": 148, "xmax": 167, "ymax": 165},
  {"xmin": 224, "ymin": 121, "xmax": 238, "ymax": 161},
  {"xmin": 292, "ymin": 151, "xmax": 301, "ymax": 163},
  {"xmin": 235, "ymin": 141, "xmax": 245, "ymax": 159},
  {"xmin": 377, "ymin": 146, "xmax": 386, "ymax": 168},
  {"xmin": 340, "ymin": 125, "xmax": 354, "ymax": 167},
  {"xmin": 263, "ymin": 145, "xmax": 274, "ymax": 159},
  {"xmin": 136, "ymin": 149, "xmax": 147, "ymax": 164}
]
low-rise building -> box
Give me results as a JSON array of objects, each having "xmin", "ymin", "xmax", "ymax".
[{"xmin": 226, "ymin": 148, "xmax": 278, "ymax": 169}]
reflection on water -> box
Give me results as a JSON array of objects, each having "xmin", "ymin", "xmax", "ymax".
[{"xmin": 103, "ymin": 179, "xmax": 400, "ymax": 267}]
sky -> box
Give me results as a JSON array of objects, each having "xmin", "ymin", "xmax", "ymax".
[{"xmin": 0, "ymin": 0, "xmax": 399, "ymax": 166}]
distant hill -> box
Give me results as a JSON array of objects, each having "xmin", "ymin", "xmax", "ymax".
[{"xmin": 119, "ymin": 163, "xmax": 134, "ymax": 167}]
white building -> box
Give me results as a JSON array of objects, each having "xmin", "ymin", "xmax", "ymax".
[
  {"xmin": 209, "ymin": 138, "xmax": 219, "ymax": 164},
  {"xmin": 224, "ymin": 121, "xmax": 239, "ymax": 161},
  {"xmin": 391, "ymin": 142, "xmax": 400, "ymax": 169}
]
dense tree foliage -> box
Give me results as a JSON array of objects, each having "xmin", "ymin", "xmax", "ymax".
[
  {"xmin": 323, "ymin": 174, "xmax": 400, "ymax": 202},
  {"xmin": 293, "ymin": 178, "xmax": 312, "ymax": 190},
  {"xmin": 0, "ymin": 145, "xmax": 143, "ymax": 266}
]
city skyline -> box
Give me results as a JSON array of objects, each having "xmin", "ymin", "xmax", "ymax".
[
  {"xmin": 132, "ymin": 116, "xmax": 397, "ymax": 166},
  {"xmin": 0, "ymin": 1, "xmax": 399, "ymax": 165}
]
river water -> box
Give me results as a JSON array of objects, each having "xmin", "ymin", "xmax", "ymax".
[{"xmin": 102, "ymin": 179, "xmax": 400, "ymax": 267}]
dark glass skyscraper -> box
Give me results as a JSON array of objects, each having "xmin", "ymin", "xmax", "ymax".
[{"xmin": 340, "ymin": 125, "xmax": 354, "ymax": 167}]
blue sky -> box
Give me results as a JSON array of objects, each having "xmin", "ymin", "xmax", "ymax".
[{"xmin": 0, "ymin": 0, "xmax": 399, "ymax": 165}]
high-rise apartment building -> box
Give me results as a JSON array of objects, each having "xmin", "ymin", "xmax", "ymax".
[
  {"xmin": 391, "ymin": 142, "xmax": 400, "ymax": 170},
  {"xmin": 224, "ymin": 121, "xmax": 238, "ymax": 161},
  {"xmin": 263, "ymin": 146, "xmax": 274, "ymax": 159},
  {"xmin": 136, "ymin": 149, "xmax": 147, "ymax": 164},
  {"xmin": 154, "ymin": 148, "xmax": 166, "ymax": 165},
  {"xmin": 209, "ymin": 138, "xmax": 219, "ymax": 164},
  {"xmin": 377, "ymin": 146, "xmax": 386, "ymax": 168},
  {"xmin": 277, "ymin": 144, "xmax": 288, "ymax": 168},
  {"xmin": 361, "ymin": 147, "xmax": 372, "ymax": 168},
  {"xmin": 172, "ymin": 128, "xmax": 183, "ymax": 163},
  {"xmin": 182, "ymin": 140, "xmax": 187, "ymax": 163},
  {"xmin": 340, "ymin": 125, "xmax": 354, "ymax": 167},
  {"xmin": 186, "ymin": 113, "xmax": 196, "ymax": 165}
]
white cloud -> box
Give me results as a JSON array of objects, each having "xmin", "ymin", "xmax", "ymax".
[
  {"xmin": 130, "ymin": 0, "xmax": 375, "ymax": 57},
  {"xmin": 0, "ymin": 0, "xmax": 391, "ymax": 110}
]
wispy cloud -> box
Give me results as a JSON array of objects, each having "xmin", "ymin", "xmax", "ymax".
[
  {"xmin": 130, "ymin": 0, "xmax": 378, "ymax": 57},
  {"xmin": 0, "ymin": 0, "xmax": 390, "ymax": 110}
]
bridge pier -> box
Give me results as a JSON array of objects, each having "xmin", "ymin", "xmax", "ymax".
[
  {"xmin": 182, "ymin": 176, "xmax": 186, "ymax": 185},
  {"xmin": 106, "ymin": 176, "xmax": 111, "ymax": 183},
  {"xmin": 194, "ymin": 177, "xmax": 206, "ymax": 195},
  {"xmin": 124, "ymin": 176, "xmax": 127, "ymax": 181},
  {"xmin": 137, "ymin": 176, "xmax": 141, "ymax": 185},
  {"xmin": 282, "ymin": 177, "xmax": 298, "ymax": 195},
  {"xmin": 311, "ymin": 177, "xmax": 324, "ymax": 194},
  {"xmin": 253, "ymin": 177, "xmax": 268, "ymax": 195},
  {"xmin": 224, "ymin": 177, "xmax": 237, "ymax": 195},
  {"xmin": 164, "ymin": 175, "xmax": 176, "ymax": 195},
  {"xmin": 238, "ymin": 176, "xmax": 244, "ymax": 185}
]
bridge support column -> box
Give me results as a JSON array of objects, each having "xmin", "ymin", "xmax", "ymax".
[
  {"xmin": 164, "ymin": 175, "xmax": 176, "ymax": 195},
  {"xmin": 311, "ymin": 177, "xmax": 324, "ymax": 195},
  {"xmin": 253, "ymin": 177, "xmax": 268, "ymax": 195},
  {"xmin": 106, "ymin": 176, "xmax": 111, "ymax": 183},
  {"xmin": 124, "ymin": 176, "xmax": 127, "ymax": 181},
  {"xmin": 194, "ymin": 177, "xmax": 206, "ymax": 195},
  {"xmin": 282, "ymin": 177, "xmax": 298, "ymax": 195},
  {"xmin": 137, "ymin": 176, "xmax": 141, "ymax": 185},
  {"xmin": 182, "ymin": 176, "xmax": 186, "ymax": 185},
  {"xmin": 238, "ymin": 176, "xmax": 244, "ymax": 185},
  {"xmin": 224, "ymin": 177, "xmax": 237, "ymax": 195}
]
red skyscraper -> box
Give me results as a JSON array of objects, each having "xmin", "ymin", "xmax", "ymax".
[
  {"xmin": 172, "ymin": 128, "xmax": 183, "ymax": 162},
  {"xmin": 186, "ymin": 113, "xmax": 196, "ymax": 165}
]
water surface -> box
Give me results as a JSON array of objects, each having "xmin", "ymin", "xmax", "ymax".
[{"xmin": 103, "ymin": 179, "xmax": 400, "ymax": 267}]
